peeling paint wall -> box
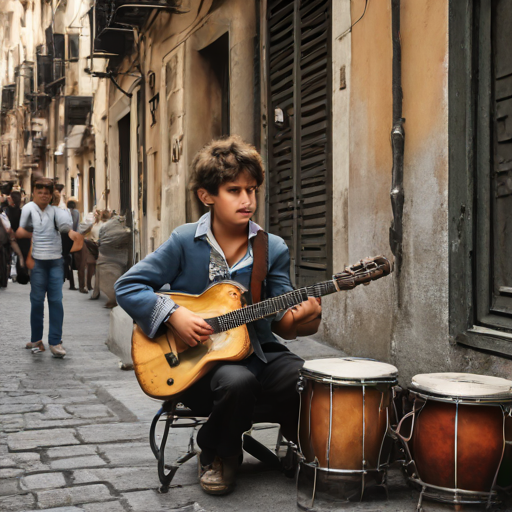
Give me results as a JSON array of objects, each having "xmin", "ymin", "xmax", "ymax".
[{"xmin": 322, "ymin": 0, "xmax": 394, "ymax": 364}]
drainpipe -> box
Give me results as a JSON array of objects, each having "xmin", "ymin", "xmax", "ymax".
[{"xmin": 389, "ymin": 0, "xmax": 405, "ymax": 283}]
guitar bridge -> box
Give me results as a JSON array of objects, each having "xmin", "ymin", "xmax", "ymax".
[{"xmin": 165, "ymin": 352, "xmax": 180, "ymax": 368}]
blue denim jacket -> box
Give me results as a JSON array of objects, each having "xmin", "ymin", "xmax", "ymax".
[{"xmin": 114, "ymin": 219, "xmax": 294, "ymax": 362}]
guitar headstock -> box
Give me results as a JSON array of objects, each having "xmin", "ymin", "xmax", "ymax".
[{"xmin": 333, "ymin": 255, "xmax": 392, "ymax": 291}]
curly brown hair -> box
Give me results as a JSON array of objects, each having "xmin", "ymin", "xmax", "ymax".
[{"xmin": 190, "ymin": 135, "xmax": 264, "ymax": 196}]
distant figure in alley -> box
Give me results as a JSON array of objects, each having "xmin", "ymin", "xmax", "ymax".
[{"xmin": 16, "ymin": 177, "xmax": 80, "ymax": 358}]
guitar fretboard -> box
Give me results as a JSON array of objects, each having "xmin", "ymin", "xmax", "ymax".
[{"xmin": 205, "ymin": 280, "xmax": 338, "ymax": 333}]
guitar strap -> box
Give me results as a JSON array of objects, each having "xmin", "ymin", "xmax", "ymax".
[{"xmin": 250, "ymin": 230, "xmax": 269, "ymax": 304}]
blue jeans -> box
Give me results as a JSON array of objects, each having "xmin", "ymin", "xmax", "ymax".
[{"xmin": 30, "ymin": 258, "xmax": 64, "ymax": 346}]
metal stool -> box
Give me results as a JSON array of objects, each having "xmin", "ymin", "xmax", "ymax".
[{"xmin": 149, "ymin": 399, "xmax": 297, "ymax": 492}]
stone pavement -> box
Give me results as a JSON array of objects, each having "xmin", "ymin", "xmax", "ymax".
[{"xmin": 1, "ymin": 280, "xmax": 510, "ymax": 512}]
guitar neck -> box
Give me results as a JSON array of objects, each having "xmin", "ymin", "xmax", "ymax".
[{"xmin": 205, "ymin": 279, "xmax": 338, "ymax": 334}]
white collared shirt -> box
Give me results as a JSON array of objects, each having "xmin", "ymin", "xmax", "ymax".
[
  {"xmin": 19, "ymin": 202, "xmax": 72, "ymax": 260},
  {"xmin": 194, "ymin": 212, "xmax": 261, "ymax": 281}
]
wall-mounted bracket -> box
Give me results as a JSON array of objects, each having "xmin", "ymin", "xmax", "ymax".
[{"xmin": 149, "ymin": 93, "xmax": 159, "ymax": 127}]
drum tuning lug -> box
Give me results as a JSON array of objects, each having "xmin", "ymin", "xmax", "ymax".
[{"xmin": 296, "ymin": 377, "xmax": 305, "ymax": 393}]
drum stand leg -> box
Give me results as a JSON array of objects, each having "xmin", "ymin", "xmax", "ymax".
[
  {"xmin": 376, "ymin": 468, "xmax": 389, "ymax": 500},
  {"xmin": 360, "ymin": 467, "xmax": 365, "ymax": 502},
  {"xmin": 416, "ymin": 485, "xmax": 426, "ymax": 512},
  {"xmin": 311, "ymin": 463, "xmax": 318, "ymax": 509}
]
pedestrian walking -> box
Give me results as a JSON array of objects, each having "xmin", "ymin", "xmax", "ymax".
[
  {"xmin": 4, "ymin": 190, "xmax": 30, "ymax": 283},
  {"xmin": 0, "ymin": 210, "xmax": 25, "ymax": 288},
  {"xmin": 15, "ymin": 177, "xmax": 79, "ymax": 358},
  {"xmin": 61, "ymin": 199, "xmax": 80, "ymax": 290}
]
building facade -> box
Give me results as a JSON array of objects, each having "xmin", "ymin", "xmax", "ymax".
[{"xmin": 2, "ymin": 0, "xmax": 512, "ymax": 384}]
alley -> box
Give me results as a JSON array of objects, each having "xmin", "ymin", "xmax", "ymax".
[{"xmin": 1, "ymin": 283, "xmax": 509, "ymax": 512}]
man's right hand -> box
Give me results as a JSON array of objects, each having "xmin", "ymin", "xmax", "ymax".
[{"xmin": 165, "ymin": 307, "xmax": 214, "ymax": 347}]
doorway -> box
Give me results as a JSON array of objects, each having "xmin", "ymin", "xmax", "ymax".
[{"xmin": 118, "ymin": 113, "xmax": 131, "ymax": 227}]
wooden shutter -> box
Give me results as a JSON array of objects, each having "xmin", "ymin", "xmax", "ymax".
[
  {"xmin": 491, "ymin": 0, "xmax": 512, "ymax": 316},
  {"xmin": 267, "ymin": 0, "xmax": 332, "ymax": 287}
]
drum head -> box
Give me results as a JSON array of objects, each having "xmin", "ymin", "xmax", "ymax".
[
  {"xmin": 301, "ymin": 357, "xmax": 398, "ymax": 381},
  {"xmin": 411, "ymin": 372, "xmax": 512, "ymax": 399}
]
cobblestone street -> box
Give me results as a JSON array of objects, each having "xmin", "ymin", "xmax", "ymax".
[{"xmin": 1, "ymin": 281, "xmax": 511, "ymax": 512}]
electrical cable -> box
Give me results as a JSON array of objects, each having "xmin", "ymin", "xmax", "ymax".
[{"xmin": 336, "ymin": 0, "xmax": 369, "ymax": 41}]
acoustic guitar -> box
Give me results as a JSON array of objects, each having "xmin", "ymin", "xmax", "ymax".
[{"xmin": 132, "ymin": 255, "xmax": 391, "ymax": 400}]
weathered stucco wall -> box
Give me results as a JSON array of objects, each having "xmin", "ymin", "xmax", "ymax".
[
  {"xmin": 393, "ymin": 0, "xmax": 450, "ymax": 383},
  {"xmin": 322, "ymin": 0, "xmax": 394, "ymax": 365},
  {"xmin": 322, "ymin": 0, "xmax": 512, "ymax": 384},
  {"xmin": 106, "ymin": 0, "xmax": 258, "ymax": 256}
]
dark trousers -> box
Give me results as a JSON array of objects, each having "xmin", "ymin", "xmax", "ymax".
[{"xmin": 180, "ymin": 350, "xmax": 304, "ymax": 465}]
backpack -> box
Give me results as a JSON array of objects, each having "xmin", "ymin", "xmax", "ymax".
[{"xmin": 0, "ymin": 218, "xmax": 9, "ymax": 246}]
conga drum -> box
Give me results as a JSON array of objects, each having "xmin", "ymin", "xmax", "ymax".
[
  {"xmin": 296, "ymin": 357, "xmax": 398, "ymax": 509},
  {"xmin": 398, "ymin": 373, "xmax": 512, "ymax": 508}
]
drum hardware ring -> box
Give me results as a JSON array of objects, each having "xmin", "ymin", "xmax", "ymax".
[
  {"xmin": 300, "ymin": 371, "xmax": 398, "ymax": 387},
  {"xmin": 301, "ymin": 460, "xmax": 386, "ymax": 474},
  {"xmin": 410, "ymin": 389, "xmax": 512, "ymax": 405},
  {"xmin": 408, "ymin": 475, "xmax": 501, "ymax": 506}
]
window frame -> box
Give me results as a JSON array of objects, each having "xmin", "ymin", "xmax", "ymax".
[
  {"xmin": 449, "ymin": 0, "xmax": 512, "ymax": 357},
  {"xmin": 67, "ymin": 33, "xmax": 79, "ymax": 62}
]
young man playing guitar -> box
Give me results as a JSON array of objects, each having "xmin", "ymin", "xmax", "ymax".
[{"xmin": 115, "ymin": 135, "xmax": 321, "ymax": 495}]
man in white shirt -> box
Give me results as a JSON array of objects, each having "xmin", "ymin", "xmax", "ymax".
[{"xmin": 16, "ymin": 178, "xmax": 76, "ymax": 357}]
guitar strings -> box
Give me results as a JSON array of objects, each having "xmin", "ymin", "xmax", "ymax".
[{"xmin": 207, "ymin": 263, "xmax": 382, "ymax": 333}]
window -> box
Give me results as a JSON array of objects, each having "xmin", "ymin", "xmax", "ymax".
[
  {"xmin": 198, "ymin": 33, "xmax": 230, "ymax": 137},
  {"xmin": 449, "ymin": 0, "xmax": 512, "ymax": 356},
  {"xmin": 68, "ymin": 34, "xmax": 79, "ymax": 61},
  {"xmin": 54, "ymin": 34, "xmax": 65, "ymax": 60}
]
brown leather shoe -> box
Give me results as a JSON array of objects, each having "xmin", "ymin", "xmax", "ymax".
[
  {"xmin": 198, "ymin": 456, "xmax": 238, "ymax": 495},
  {"xmin": 26, "ymin": 340, "xmax": 45, "ymax": 354}
]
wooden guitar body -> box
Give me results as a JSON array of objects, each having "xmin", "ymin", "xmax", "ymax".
[{"xmin": 132, "ymin": 282, "xmax": 251, "ymax": 400}]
